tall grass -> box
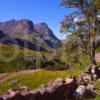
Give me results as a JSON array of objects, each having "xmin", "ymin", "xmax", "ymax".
[{"xmin": 0, "ymin": 69, "xmax": 81, "ymax": 95}]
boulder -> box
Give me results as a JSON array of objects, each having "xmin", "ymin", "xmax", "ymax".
[
  {"xmin": 86, "ymin": 84, "xmax": 94, "ymax": 91},
  {"xmin": 52, "ymin": 78, "xmax": 64, "ymax": 87},
  {"xmin": 5, "ymin": 90, "xmax": 19, "ymax": 98},
  {"xmin": 77, "ymin": 76, "xmax": 86, "ymax": 85},
  {"xmin": 64, "ymin": 77, "xmax": 74, "ymax": 84},
  {"xmin": 83, "ymin": 74, "xmax": 92, "ymax": 81},
  {"xmin": 75, "ymin": 85, "xmax": 87, "ymax": 97},
  {"xmin": 92, "ymin": 74, "xmax": 98, "ymax": 81},
  {"xmin": 91, "ymin": 68, "xmax": 96, "ymax": 74},
  {"xmin": 19, "ymin": 86, "xmax": 29, "ymax": 91},
  {"xmin": 84, "ymin": 67, "xmax": 91, "ymax": 74}
]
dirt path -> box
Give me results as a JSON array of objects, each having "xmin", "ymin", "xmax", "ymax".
[
  {"xmin": 95, "ymin": 52, "xmax": 100, "ymax": 63},
  {"xmin": 0, "ymin": 70, "xmax": 38, "ymax": 84}
]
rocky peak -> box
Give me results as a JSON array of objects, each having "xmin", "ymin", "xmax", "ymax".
[
  {"xmin": 34, "ymin": 23, "xmax": 59, "ymax": 41},
  {"xmin": 0, "ymin": 19, "xmax": 35, "ymax": 35},
  {"xmin": 18, "ymin": 19, "xmax": 35, "ymax": 33},
  {"xmin": 34, "ymin": 23, "xmax": 51, "ymax": 36},
  {"xmin": 0, "ymin": 19, "xmax": 61, "ymax": 49}
]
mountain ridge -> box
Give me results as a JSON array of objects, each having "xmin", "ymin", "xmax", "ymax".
[{"xmin": 0, "ymin": 19, "xmax": 61, "ymax": 50}]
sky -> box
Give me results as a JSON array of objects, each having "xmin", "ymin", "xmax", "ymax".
[{"xmin": 0, "ymin": 0, "xmax": 73, "ymax": 39}]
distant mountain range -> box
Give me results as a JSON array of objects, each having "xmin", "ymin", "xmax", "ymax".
[{"xmin": 0, "ymin": 19, "xmax": 61, "ymax": 51}]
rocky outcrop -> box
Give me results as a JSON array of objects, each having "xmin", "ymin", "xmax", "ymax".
[
  {"xmin": 0, "ymin": 19, "xmax": 35, "ymax": 35},
  {"xmin": 34, "ymin": 23, "xmax": 61, "ymax": 48},
  {"xmin": 34, "ymin": 23, "xmax": 57, "ymax": 40}
]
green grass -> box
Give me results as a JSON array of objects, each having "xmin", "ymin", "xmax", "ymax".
[
  {"xmin": 96, "ymin": 47, "xmax": 100, "ymax": 52},
  {"xmin": 93, "ymin": 96, "xmax": 100, "ymax": 100},
  {"xmin": 83, "ymin": 96, "xmax": 100, "ymax": 100},
  {"xmin": 0, "ymin": 69, "xmax": 82, "ymax": 95},
  {"xmin": 0, "ymin": 43, "xmax": 40, "ymax": 72},
  {"xmin": 0, "ymin": 43, "xmax": 91, "ymax": 72},
  {"xmin": 91, "ymin": 81, "xmax": 100, "ymax": 100},
  {"xmin": 95, "ymin": 81, "xmax": 100, "ymax": 90},
  {"xmin": 69, "ymin": 54, "xmax": 91, "ymax": 71}
]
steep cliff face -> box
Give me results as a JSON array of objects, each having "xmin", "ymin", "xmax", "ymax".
[
  {"xmin": 0, "ymin": 19, "xmax": 35, "ymax": 37},
  {"xmin": 34, "ymin": 23, "xmax": 61, "ymax": 48},
  {"xmin": 0, "ymin": 19, "xmax": 61, "ymax": 49},
  {"xmin": 34, "ymin": 23, "xmax": 59, "ymax": 41}
]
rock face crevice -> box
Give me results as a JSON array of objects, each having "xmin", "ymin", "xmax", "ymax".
[{"xmin": 0, "ymin": 65, "xmax": 100, "ymax": 100}]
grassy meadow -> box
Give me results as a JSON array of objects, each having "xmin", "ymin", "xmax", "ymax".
[{"xmin": 0, "ymin": 69, "xmax": 82, "ymax": 95}]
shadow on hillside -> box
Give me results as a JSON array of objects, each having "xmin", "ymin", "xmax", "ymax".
[
  {"xmin": 44, "ymin": 40, "xmax": 58, "ymax": 49},
  {"xmin": 0, "ymin": 30, "xmax": 46, "ymax": 52}
]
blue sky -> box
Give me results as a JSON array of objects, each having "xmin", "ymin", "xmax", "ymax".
[{"xmin": 0, "ymin": 0, "xmax": 73, "ymax": 39}]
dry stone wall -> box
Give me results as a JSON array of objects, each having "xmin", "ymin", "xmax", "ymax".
[{"xmin": 0, "ymin": 64, "xmax": 100, "ymax": 100}]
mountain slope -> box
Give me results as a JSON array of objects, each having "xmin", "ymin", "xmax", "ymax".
[
  {"xmin": 0, "ymin": 30, "xmax": 45, "ymax": 51},
  {"xmin": 0, "ymin": 19, "xmax": 61, "ymax": 49}
]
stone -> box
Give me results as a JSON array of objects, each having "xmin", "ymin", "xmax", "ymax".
[
  {"xmin": 46, "ymin": 86, "xmax": 56, "ymax": 93},
  {"xmin": 75, "ymin": 85, "xmax": 87, "ymax": 98},
  {"xmin": 92, "ymin": 74, "xmax": 98, "ymax": 81},
  {"xmin": 84, "ymin": 67, "xmax": 91, "ymax": 74},
  {"xmin": 83, "ymin": 74, "xmax": 92, "ymax": 81},
  {"xmin": 8, "ymin": 91, "xmax": 17, "ymax": 98},
  {"xmin": 77, "ymin": 76, "xmax": 86, "ymax": 85},
  {"xmin": 39, "ymin": 88, "xmax": 48, "ymax": 95},
  {"xmin": 52, "ymin": 78, "xmax": 64, "ymax": 87},
  {"xmin": 5, "ymin": 90, "xmax": 19, "ymax": 99},
  {"xmin": 84, "ymin": 79, "xmax": 90, "ymax": 84},
  {"xmin": 91, "ymin": 68, "xmax": 96, "ymax": 74},
  {"xmin": 7, "ymin": 89, "xmax": 13, "ymax": 94},
  {"xmin": 2, "ymin": 96, "xmax": 7, "ymax": 100},
  {"xmin": 86, "ymin": 84, "xmax": 94, "ymax": 91},
  {"xmin": 47, "ymin": 80, "xmax": 54, "ymax": 86},
  {"xmin": 20, "ymin": 86, "xmax": 29, "ymax": 91},
  {"xmin": 64, "ymin": 77, "xmax": 74, "ymax": 84}
]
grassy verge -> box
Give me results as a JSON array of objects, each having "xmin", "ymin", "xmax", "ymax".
[
  {"xmin": 0, "ymin": 69, "xmax": 82, "ymax": 95},
  {"xmin": 95, "ymin": 81, "xmax": 100, "ymax": 90},
  {"xmin": 91, "ymin": 81, "xmax": 100, "ymax": 100}
]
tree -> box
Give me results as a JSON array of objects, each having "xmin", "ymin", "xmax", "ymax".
[{"xmin": 61, "ymin": 0, "xmax": 100, "ymax": 65}]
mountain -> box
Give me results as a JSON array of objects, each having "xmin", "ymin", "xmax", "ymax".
[
  {"xmin": 0, "ymin": 19, "xmax": 61, "ymax": 49},
  {"xmin": 34, "ymin": 23, "xmax": 59, "ymax": 41},
  {"xmin": 0, "ymin": 19, "xmax": 35, "ymax": 35},
  {"xmin": 0, "ymin": 30, "xmax": 45, "ymax": 51}
]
